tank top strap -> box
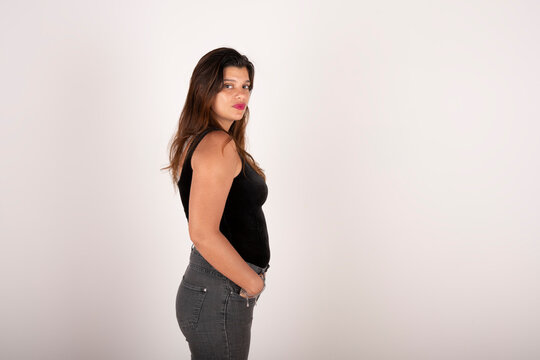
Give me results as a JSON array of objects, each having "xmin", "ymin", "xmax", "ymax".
[{"xmin": 185, "ymin": 126, "xmax": 227, "ymax": 160}]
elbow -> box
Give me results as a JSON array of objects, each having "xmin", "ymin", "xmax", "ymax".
[{"xmin": 188, "ymin": 224, "xmax": 220, "ymax": 247}]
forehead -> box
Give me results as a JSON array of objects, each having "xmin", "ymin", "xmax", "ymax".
[{"xmin": 223, "ymin": 66, "xmax": 249, "ymax": 81}]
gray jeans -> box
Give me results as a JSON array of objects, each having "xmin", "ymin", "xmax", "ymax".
[{"xmin": 176, "ymin": 245, "xmax": 270, "ymax": 359}]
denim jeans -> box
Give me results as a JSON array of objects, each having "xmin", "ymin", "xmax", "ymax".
[{"xmin": 176, "ymin": 244, "xmax": 270, "ymax": 359}]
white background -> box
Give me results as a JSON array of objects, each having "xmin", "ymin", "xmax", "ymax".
[{"xmin": 1, "ymin": 1, "xmax": 539, "ymax": 359}]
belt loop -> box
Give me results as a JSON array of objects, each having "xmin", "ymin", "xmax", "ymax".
[{"xmin": 259, "ymin": 264, "xmax": 269, "ymax": 275}]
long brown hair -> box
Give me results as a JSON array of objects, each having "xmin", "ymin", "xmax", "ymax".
[{"xmin": 161, "ymin": 47, "xmax": 266, "ymax": 189}]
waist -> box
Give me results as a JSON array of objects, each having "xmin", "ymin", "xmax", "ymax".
[{"xmin": 189, "ymin": 244, "xmax": 270, "ymax": 278}]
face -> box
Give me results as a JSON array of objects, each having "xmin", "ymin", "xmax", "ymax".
[{"xmin": 210, "ymin": 66, "xmax": 251, "ymax": 129}]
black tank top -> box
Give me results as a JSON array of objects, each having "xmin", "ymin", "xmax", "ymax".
[{"xmin": 177, "ymin": 127, "xmax": 270, "ymax": 268}]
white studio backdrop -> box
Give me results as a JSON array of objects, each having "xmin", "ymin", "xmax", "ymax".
[{"xmin": 1, "ymin": 1, "xmax": 539, "ymax": 359}]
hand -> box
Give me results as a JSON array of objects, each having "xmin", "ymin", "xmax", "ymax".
[{"xmin": 239, "ymin": 273, "xmax": 265, "ymax": 299}]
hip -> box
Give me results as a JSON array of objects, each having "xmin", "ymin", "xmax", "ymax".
[{"xmin": 183, "ymin": 244, "xmax": 269, "ymax": 303}]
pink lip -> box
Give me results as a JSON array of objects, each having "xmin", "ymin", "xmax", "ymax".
[{"xmin": 233, "ymin": 104, "xmax": 246, "ymax": 110}]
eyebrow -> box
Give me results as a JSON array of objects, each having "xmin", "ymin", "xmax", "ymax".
[{"xmin": 223, "ymin": 78, "xmax": 251, "ymax": 83}]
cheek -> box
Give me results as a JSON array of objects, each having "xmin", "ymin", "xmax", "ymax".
[{"xmin": 215, "ymin": 94, "xmax": 229, "ymax": 109}]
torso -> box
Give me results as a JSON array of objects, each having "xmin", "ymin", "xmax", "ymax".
[{"xmin": 176, "ymin": 127, "xmax": 270, "ymax": 267}]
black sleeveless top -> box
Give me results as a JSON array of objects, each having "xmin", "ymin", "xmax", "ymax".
[{"xmin": 177, "ymin": 127, "xmax": 270, "ymax": 268}]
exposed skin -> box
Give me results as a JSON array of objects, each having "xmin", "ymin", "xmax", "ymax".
[
  {"xmin": 180, "ymin": 66, "xmax": 265, "ymax": 298},
  {"xmin": 211, "ymin": 66, "xmax": 252, "ymax": 132}
]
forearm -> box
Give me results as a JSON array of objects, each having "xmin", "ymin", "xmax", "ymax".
[{"xmin": 191, "ymin": 231, "xmax": 262, "ymax": 295}]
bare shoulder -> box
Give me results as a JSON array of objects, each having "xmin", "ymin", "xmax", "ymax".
[{"xmin": 192, "ymin": 130, "xmax": 241, "ymax": 177}]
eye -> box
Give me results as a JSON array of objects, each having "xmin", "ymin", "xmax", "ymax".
[{"xmin": 223, "ymin": 83, "xmax": 252, "ymax": 90}]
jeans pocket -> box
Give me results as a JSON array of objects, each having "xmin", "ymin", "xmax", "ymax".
[
  {"xmin": 227, "ymin": 283, "xmax": 260, "ymax": 307},
  {"xmin": 176, "ymin": 277, "xmax": 208, "ymax": 331}
]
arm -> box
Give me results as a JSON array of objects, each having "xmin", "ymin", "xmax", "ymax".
[{"xmin": 188, "ymin": 132, "xmax": 264, "ymax": 296}]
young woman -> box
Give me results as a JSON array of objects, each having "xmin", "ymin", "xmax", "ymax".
[{"xmin": 163, "ymin": 47, "xmax": 270, "ymax": 359}]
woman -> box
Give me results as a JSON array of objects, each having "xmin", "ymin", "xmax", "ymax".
[{"xmin": 163, "ymin": 47, "xmax": 270, "ymax": 359}]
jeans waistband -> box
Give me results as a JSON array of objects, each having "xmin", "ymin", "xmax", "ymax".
[{"xmin": 189, "ymin": 243, "xmax": 270, "ymax": 277}]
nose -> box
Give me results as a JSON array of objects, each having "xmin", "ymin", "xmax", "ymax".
[{"xmin": 235, "ymin": 88, "xmax": 250, "ymax": 100}]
